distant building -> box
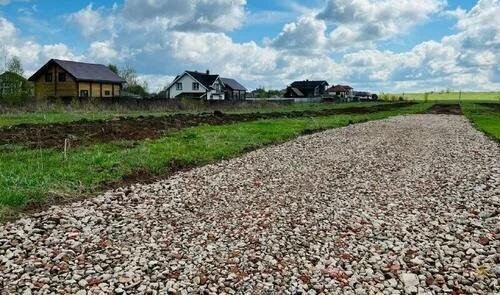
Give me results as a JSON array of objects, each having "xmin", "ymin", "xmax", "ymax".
[
  {"xmin": 221, "ymin": 78, "xmax": 247, "ymax": 100},
  {"xmin": 166, "ymin": 70, "xmax": 247, "ymax": 100},
  {"xmin": 0, "ymin": 71, "xmax": 33, "ymax": 98},
  {"xmin": 284, "ymin": 80, "xmax": 329, "ymax": 98},
  {"xmin": 28, "ymin": 59, "xmax": 126, "ymax": 99},
  {"xmin": 353, "ymin": 91, "xmax": 371, "ymax": 100},
  {"xmin": 327, "ymin": 85, "xmax": 354, "ymax": 99}
]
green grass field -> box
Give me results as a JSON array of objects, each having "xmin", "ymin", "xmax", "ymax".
[
  {"xmin": 0, "ymin": 102, "xmax": 432, "ymax": 219},
  {"xmin": 0, "ymin": 101, "xmax": 388, "ymax": 127},
  {"xmin": 390, "ymin": 92, "xmax": 500, "ymax": 101},
  {"xmin": 461, "ymin": 102, "xmax": 500, "ymax": 141}
]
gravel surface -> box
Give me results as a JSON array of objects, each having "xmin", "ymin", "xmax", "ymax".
[{"xmin": 1, "ymin": 114, "xmax": 499, "ymax": 294}]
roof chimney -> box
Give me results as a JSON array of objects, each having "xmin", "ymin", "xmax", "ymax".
[{"xmin": 206, "ymin": 69, "xmax": 210, "ymax": 75}]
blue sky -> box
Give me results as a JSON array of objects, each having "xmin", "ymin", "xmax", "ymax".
[{"xmin": 0, "ymin": 0, "xmax": 498, "ymax": 92}]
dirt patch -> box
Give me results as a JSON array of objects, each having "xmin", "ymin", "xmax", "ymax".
[
  {"xmin": 0, "ymin": 102, "xmax": 414, "ymax": 149},
  {"xmin": 426, "ymin": 104, "xmax": 463, "ymax": 115}
]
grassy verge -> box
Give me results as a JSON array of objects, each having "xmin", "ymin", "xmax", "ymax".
[
  {"xmin": 0, "ymin": 102, "xmax": 432, "ymax": 219},
  {"xmin": 0, "ymin": 101, "xmax": 388, "ymax": 127},
  {"xmin": 461, "ymin": 102, "xmax": 500, "ymax": 141},
  {"xmin": 389, "ymin": 92, "xmax": 500, "ymax": 101}
]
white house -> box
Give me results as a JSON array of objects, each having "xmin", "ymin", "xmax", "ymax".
[{"xmin": 166, "ymin": 70, "xmax": 225, "ymax": 100}]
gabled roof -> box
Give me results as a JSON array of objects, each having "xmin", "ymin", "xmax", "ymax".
[
  {"xmin": 221, "ymin": 78, "xmax": 247, "ymax": 91},
  {"xmin": 28, "ymin": 59, "xmax": 126, "ymax": 84},
  {"xmin": 290, "ymin": 80, "xmax": 329, "ymax": 88},
  {"xmin": 290, "ymin": 87, "xmax": 304, "ymax": 97},
  {"xmin": 328, "ymin": 85, "xmax": 353, "ymax": 92},
  {"xmin": 185, "ymin": 71, "xmax": 220, "ymax": 88}
]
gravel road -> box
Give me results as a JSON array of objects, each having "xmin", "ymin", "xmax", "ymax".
[{"xmin": 1, "ymin": 114, "xmax": 499, "ymax": 294}]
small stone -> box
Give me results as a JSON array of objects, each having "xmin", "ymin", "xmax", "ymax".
[
  {"xmin": 388, "ymin": 278, "xmax": 398, "ymax": 288},
  {"xmin": 400, "ymin": 273, "xmax": 419, "ymax": 291},
  {"xmin": 78, "ymin": 279, "xmax": 88, "ymax": 287}
]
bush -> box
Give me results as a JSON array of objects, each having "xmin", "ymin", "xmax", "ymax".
[{"xmin": 0, "ymin": 94, "xmax": 35, "ymax": 107}]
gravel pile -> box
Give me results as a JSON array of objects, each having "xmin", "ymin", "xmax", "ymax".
[{"xmin": 1, "ymin": 114, "xmax": 499, "ymax": 294}]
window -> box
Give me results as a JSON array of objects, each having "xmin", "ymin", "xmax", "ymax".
[
  {"xmin": 192, "ymin": 82, "xmax": 199, "ymax": 90},
  {"xmin": 176, "ymin": 82, "xmax": 183, "ymax": 90},
  {"xmin": 104, "ymin": 90, "xmax": 111, "ymax": 96},
  {"xmin": 45, "ymin": 73, "xmax": 53, "ymax": 82},
  {"xmin": 80, "ymin": 90, "xmax": 89, "ymax": 97},
  {"xmin": 58, "ymin": 72, "xmax": 66, "ymax": 82}
]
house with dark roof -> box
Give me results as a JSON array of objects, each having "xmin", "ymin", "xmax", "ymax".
[
  {"xmin": 28, "ymin": 59, "xmax": 126, "ymax": 99},
  {"xmin": 221, "ymin": 78, "xmax": 247, "ymax": 100},
  {"xmin": 166, "ymin": 70, "xmax": 247, "ymax": 100},
  {"xmin": 327, "ymin": 85, "xmax": 354, "ymax": 99},
  {"xmin": 284, "ymin": 80, "xmax": 329, "ymax": 98}
]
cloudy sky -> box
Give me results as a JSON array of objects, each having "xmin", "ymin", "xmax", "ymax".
[{"xmin": 0, "ymin": 0, "xmax": 498, "ymax": 92}]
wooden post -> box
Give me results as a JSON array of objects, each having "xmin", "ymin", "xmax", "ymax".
[
  {"xmin": 63, "ymin": 138, "xmax": 70, "ymax": 161},
  {"xmin": 100, "ymin": 83, "xmax": 103, "ymax": 98}
]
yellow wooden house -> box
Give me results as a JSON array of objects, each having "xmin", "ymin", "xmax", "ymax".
[{"xmin": 28, "ymin": 59, "xmax": 126, "ymax": 99}]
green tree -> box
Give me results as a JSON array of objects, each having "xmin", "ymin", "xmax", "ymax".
[
  {"xmin": 7, "ymin": 56, "xmax": 24, "ymax": 77},
  {"xmin": 108, "ymin": 64, "xmax": 119, "ymax": 75}
]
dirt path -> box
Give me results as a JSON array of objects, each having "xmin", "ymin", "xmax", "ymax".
[
  {"xmin": 1, "ymin": 114, "xmax": 498, "ymax": 294},
  {"xmin": 0, "ymin": 102, "xmax": 412, "ymax": 149}
]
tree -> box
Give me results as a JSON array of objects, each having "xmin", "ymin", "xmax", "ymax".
[
  {"xmin": 108, "ymin": 64, "xmax": 119, "ymax": 75},
  {"xmin": 7, "ymin": 56, "xmax": 24, "ymax": 77},
  {"xmin": 119, "ymin": 64, "xmax": 139, "ymax": 86},
  {"xmin": 115, "ymin": 64, "xmax": 149, "ymax": 98}
]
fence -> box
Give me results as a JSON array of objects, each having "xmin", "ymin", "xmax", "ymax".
[{"xmin": 245, "ymin": 97, "xmax": 323, "ymax": 103}]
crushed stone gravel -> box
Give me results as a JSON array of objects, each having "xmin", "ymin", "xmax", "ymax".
[{"xmin": 1, "ymin": 114, "xmax": 499, "ymax": 294}]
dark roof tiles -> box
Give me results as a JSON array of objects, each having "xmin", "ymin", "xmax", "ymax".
[
  {"xmin": 29, "ymin": 59, "xmax": 126, "ymax": 83},
  {"xmin": 221, "ymin": 78, "xmax": 247, "ymax": 91},
  {"xmin": 186, "ymin": 71, "xmax": 220, "ymax": 88},
  {"xmin": 290, "ymin": 80, "xmax": 329, "ymax": 88}
]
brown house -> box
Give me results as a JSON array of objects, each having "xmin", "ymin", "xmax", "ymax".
[
  {"xmin": 28, "ymin": 59, "xmax": 126, "ymax": 99},
  {"xmin": 327, "ymin": 85, "xmax": 354, "ymax": 98}
]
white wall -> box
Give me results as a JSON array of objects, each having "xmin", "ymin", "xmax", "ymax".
[
  {"xmin": 168, "ymin": 74, "xmax": 207, "ymax": 98},
  {"xmin": 207, "ymin": 79, "xmax": 225, "ymax": 100}
]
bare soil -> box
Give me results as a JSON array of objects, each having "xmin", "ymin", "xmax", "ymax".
[
  {"xmin": 426, "ymin": 104, "xmax": 463, "ymax": 115},
  {"xmin": 0, "ymin": 102, "xmax": 414, "ymax": 149}
]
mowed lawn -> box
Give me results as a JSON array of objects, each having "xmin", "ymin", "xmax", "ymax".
[
  {"xmin": 0, "ymin": 102, "xmax": 432, "ymax": 219},
  {"xmin": 392, "ymin": 92, "xmax": 500, "ymax": 101},
  {"xmin": 0, "ymin": 101, "xmax": 388, "ymax": 127}
]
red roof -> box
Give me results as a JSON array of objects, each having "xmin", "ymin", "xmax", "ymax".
[{"xmin": 327, "ymin": 85, "xmax": 353, "ymax": 92}]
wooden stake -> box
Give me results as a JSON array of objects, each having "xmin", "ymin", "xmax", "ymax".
[{"xmin": 64, "ymin": 138, "xmax": 69, "ymax": 161}]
